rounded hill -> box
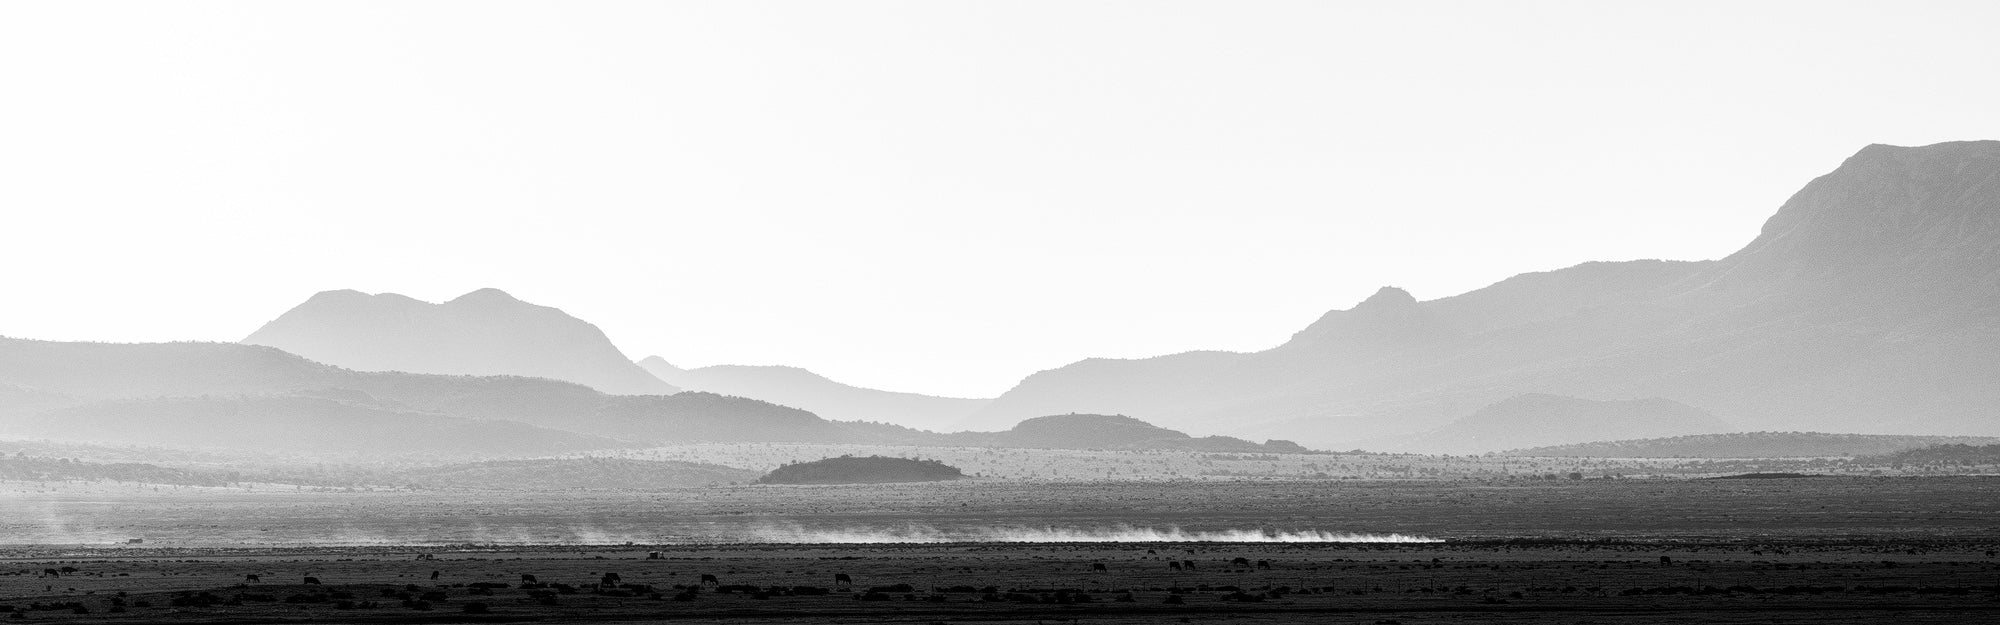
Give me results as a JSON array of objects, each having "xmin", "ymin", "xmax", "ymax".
[{"xmin": 754, "ymin": 455, "xmax": 964, "ymax": 485}]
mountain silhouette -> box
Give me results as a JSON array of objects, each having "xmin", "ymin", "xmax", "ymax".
[
  {"xmin": 243, "ymin": 288, "xmax": 677, "ymax": 395},
  {"xmin": 973, "ymin": 141, "xmax": 2000, "ymax": 449},
  {"xmin": 637, "ymin": 357, "xmax": 990, "ymax": 431}
]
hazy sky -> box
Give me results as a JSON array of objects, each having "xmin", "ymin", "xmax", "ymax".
[{"xmin": 3, "ymin": 1, "xmax": 1997, "ymax": 398}]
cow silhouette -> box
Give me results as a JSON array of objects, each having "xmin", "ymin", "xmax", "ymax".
[
  {"xmin": 1091, "ymin": 563, "xmax": 1108, "ymax": 572},
  {"xmin": 1231, "ymin": 557, "xmax": 1251, "ymax": 568},
  {"xmin": 1168, "ymin": 561, "xmax": 1182, "ymax": 571},
  {"xmin": 1256, "ymin": 560, "xmax": 1271, "ymax": 570},
  {"xmin": 1181, "ymin": 560, "xmax": 1196, "ymax": 570},
  {"xmin": 244, "ymin": 574, "xmax": 260, "ymax": 583},
  {"xmin": 520, "ymin": 574, "xmax": 538, "ymax": 584},
  {"xmin": 430, "ymin": 570, "xmax": 441, "ymax": 580},
  {"xmin": 699, "ymin": 574, "xmax": 719, "ymax": 587},
  {"xmin": 834, "ymin": 573, "xmax": 852, "ymax": 588},
  {"xmin": 303, "ymin": 576, "xmax": 321, "ymax": 585}
]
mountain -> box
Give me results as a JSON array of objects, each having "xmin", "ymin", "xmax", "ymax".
[
  {"xmin": 945, "ymin": 413, "xmax": 1309, "ymax": 453},
  {"xmin": 243, "ymin": 288, "xmax": 677, "ymax": 395},
  {"xmin": 0, "ymin": 337, "xmax": 886, "ymax": 458},
  {"xmin": 1504, "ymin": 432, "xmax": 2000, "ymax": 459},
  {"xmin": 638, "ymin": 357, "xmax": 990, "ymax": 431},
  {"xmin": 972, "ymin": 141, "xmax": 2000, "ymax": 448},
  {"xmin": 1391, "ymin": 394, "xmax": 1733, "ymax": 455}
]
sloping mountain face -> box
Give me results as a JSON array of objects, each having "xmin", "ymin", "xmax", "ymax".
[
  {"xmin": 243, "ymin": 288, "xmax": 677, "ymax": 395},
  {"xmin": 0, "ymin": 337, "xmax": 873, "ymax": 458},
  {"xmin": 973, "ymin": 141, "xmax": 2000, "ymax": 449},
  {"xmin": 1393, "ymin": 394, "xmax": 1733, "ymax": 455},
  {"xmin": 638, "ymin": 357, "xmax": 991, "ymax": 431}
]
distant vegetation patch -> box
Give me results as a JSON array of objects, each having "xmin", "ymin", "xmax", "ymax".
[
  {"xmin": 755, "ymin": 455, "xmax": 964, "ymax": 485},
  {"xmin": 1706, "ymin": 472, "xmax": 1820, "ymax": 480}
]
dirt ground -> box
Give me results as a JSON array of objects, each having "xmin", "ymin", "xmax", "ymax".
[{"xmin": 2, "ymin": 477, "xmax": 1996, "ymax": 623}]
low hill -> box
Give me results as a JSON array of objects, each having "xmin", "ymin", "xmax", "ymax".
[
  {"xmin": 391, "ymin": 457, "xmax": 758, "ymax": 490},
  {"xmin": 945, "ymin": 414, "xmax": 1310, "ymax": 452},
  {"xmin": 1398, "ymin": 394, "xmax": 1734, "ymax": 454},
  {"xmin": 244, "ymin": 288, "xmax": 677, "ymax": 395},
  {"xmin": 755, "ymin": 455, "xmax": 964, "ymax": 485},
  {"xmin": 638, "ymin": 358, "xmax": 990, "ymax": 432},
  {"xmin": 1503, "ymin": 432, "xmax": 2000, "ymax": 458},
  {"xmin": 5, "ymin": 395, "xmax": 630, "ymax": 461}
]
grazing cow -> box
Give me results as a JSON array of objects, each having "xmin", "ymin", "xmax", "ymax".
[
  {"xmin": 648, "ymin": 551, "xmax": 663, "ymax": 560},
  {"xmin": 521, "ymin": 574, "xmax": 538, "ymax": 584},
  {"xmin": 303, "ymin": 576, "xmax": 322, "ymax": 585},
  {"xmin": 1181, "ymin": 560, "xmax": 1196, "ymax": 571},
  {"xmin": 244, "ymin": 574, "xmax": 260, "ymax": 583},
  {"xmin": 1091, "ymin": 563, "xmax": 1108, "ymax": 573},
  {"xmin": 1256, "ymin": 560, "xmax": 1271, "ymax": 570},
  {"xmin": 430, "ymin": 570, "xmax": 441, "ymax": 580},
  {"xmin": 601, "ymin": 573, "xmax": 622, "ymax": 586},
  {"xmin": 1168, "ymin": 561, "xmax": 1182, "ymax": 571},
  {"xmin": 1659, "ymin": 556, "xmax": 1673, "ymax": 565},
  {"xmin": 833, "ymin": 573, "xmax": 852, "ymax": 588},
  {"xmin": 1231, "ymin": 557, "xmax": 1251, "ymax": 568},
  {"xmin": 41, "ymin": 568, "xmax": 59, "ymax": 577},
  {"xmin": 699, "ymin": 574, "xmax": 719, "ymax": 587}
]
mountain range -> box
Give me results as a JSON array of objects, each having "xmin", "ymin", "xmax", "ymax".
[
  {"xmin": 4, "ymin": 141, "xmax": 1994, "ymax": 456},
  {"xmin": 971, "ymin": 141, "xmax": 2000, "ymax": 449}
]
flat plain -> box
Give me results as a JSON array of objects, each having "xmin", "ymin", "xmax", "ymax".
[{"xmin": 3, "ymin": 477, "xmax": 1997, "ymax": 623}]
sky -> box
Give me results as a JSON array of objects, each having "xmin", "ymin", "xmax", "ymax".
[{"xmin": 3, "ymin": 1, "xmax": 1998, "ymax": 398}]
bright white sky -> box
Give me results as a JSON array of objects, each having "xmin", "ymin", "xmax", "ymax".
[{"xmin": 3, "ymin": 1, "xmax": 1997, "ymax": 398}]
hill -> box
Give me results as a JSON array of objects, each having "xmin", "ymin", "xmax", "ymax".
[
  {"xmin": 0, "ymin": 337, "xmax": 893, "ymax": 458},
  {"xmin": 1394, "ymin": 394, "xmax": 1734, "ymax": 455},
  {"xmin": 945, "ymin": 414, "xmax": 1311, "ymax": 452},
  {"xmin": 639, "ymin": 357, "xmax": 989, "ymax": 431},
  {"xmin": 754, "ymin": 455, "xmax": 964, "ymax": 485},
  {"xmin": 3, "ymin": 394, "xmax": 627, "ymax": 461},
  {"xmin": 1503, "ymin": 432, "xmax": 2000, "ymax": 458},
  {"xmin": 244, "ymin": 288, "xmax": 676, "ymax": 395},
  {"xmin": 972, "ymin": 141, "xmax": 2000, "ymax": 448}
]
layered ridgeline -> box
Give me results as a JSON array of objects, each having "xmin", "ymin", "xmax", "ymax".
[
  {"xmin": 974, "ymin": 141, "xmax": 2000, "ymax": 450},
  {"xmin": 0, "ymin": 337, "xmax": 878, "ymax": 459},
  {"xmin": 244, "ymin": 288, "xmax": 676, "ymax": 395},
  {"xmin": 0, "ymin": 338, "xmax": 1311, "ymax": 459},
  {"xmin": 639, "ymin": 357, "xmax": 990, "ymax": 432}
]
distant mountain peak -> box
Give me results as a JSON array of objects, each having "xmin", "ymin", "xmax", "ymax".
[
  {"xmin": 448, "ymin": 287, "xmax": 526, "ymax": 306},
  {"xmin": 244, "ymin": 289, "xmax": 676, "ymax": 395},
  {"xmin": 1356, "ymin": 286, "xmax": 1418, "ymax": 310}
]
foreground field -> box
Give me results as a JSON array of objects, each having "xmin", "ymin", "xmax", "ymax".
[{"xmin": 2, "ymin": 477, "xmax": 1996, "ymax": 622}]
